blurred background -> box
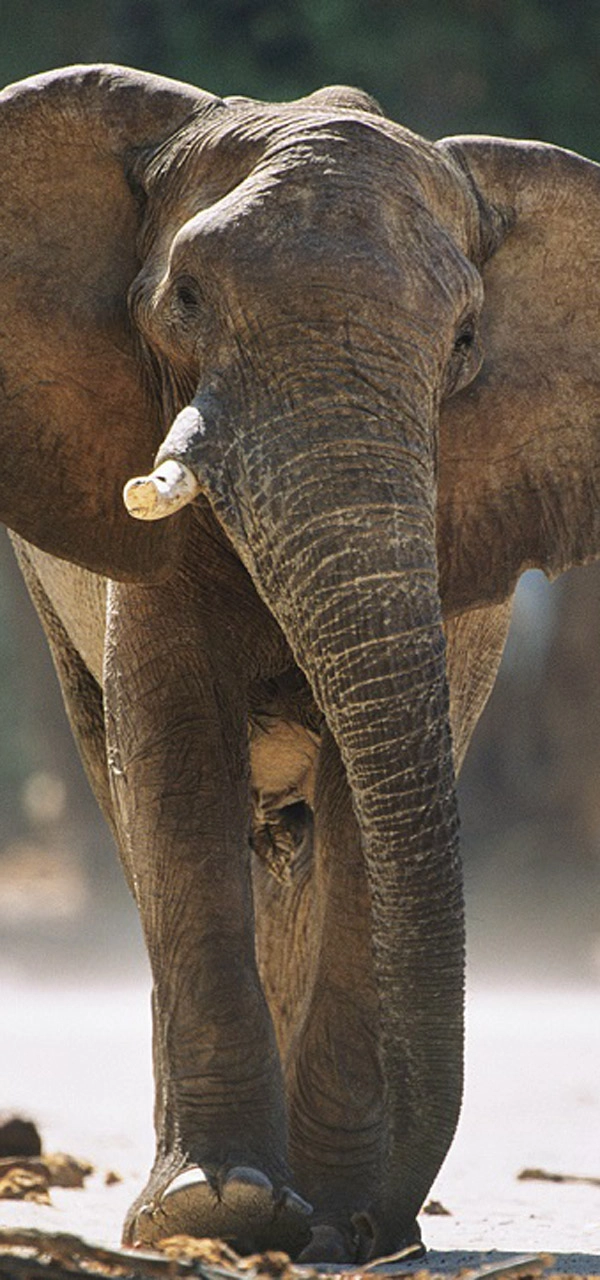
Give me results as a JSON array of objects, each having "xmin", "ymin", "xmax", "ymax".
[{"xmin": 1, "ymin": 0, "xmax": 600, "ymax": 988}]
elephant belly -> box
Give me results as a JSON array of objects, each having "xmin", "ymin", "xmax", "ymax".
[{"xmin": 11, "ymin": 537, "xmax": 107, "ymax": 685}]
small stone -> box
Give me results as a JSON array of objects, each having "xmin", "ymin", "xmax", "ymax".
[
  {"xmin": 422, "ymin": 1198, "xmax": 452, "ymax": 1216},
  {"xmin": 0, "ymin": 1115, "xmax": 42, "ymax": 1158}
]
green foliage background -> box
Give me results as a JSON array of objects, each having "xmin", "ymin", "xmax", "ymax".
[{"xmin": 2, "ymin": 0, "xmax": 600, "ymax": 157}]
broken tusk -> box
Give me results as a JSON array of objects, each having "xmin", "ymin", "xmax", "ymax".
[{"xmin": 123, "ymin": 459, "xmax": 200, "ymax": 521}]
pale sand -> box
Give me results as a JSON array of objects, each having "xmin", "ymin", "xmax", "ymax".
[{"xmin": 0, "ymin": 977, "xmax": 598, "ymax": 1273}]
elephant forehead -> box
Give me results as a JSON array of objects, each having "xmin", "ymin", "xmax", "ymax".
[
  {"xmin": 169, "ymin": 170, "xmax": 455, "ymax": 289},
  {"xmin": 148, "ymin": 107, "xmax": 477, "ymax": 268}
]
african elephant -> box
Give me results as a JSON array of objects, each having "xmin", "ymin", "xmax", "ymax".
[{"xmin": 1, "ymin": 62, "xmax": 599, "ymax": 1263}]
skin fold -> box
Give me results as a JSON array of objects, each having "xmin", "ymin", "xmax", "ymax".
[{"xmin": 1, "ymin": 64, "xmax": 600, "ymax": 1262}]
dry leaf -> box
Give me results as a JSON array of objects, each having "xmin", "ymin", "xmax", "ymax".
[
  {"xmin": 0, "ymin": 1150, "xmax": 93, "ymax": 1207},
  {"xmin": 238, "ymin": 1251, "xmax": 294, "ymax": 1278},
  {"xmin": 156, "ymin": 1235, "xmax": 241, "ymax": 1266},
  {"xmin": 43, "ymin": 1153, "xmax": 94, "ymax": 1188},
  {"xmin": 0, "ymin": 1166, "xmax": 50, "ymax": 1204}
]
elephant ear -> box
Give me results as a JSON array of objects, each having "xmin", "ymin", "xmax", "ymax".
[
  {"xmin": 436, "ymin": 135, "xmax": 600, "ymax": 615},
  {"xmin": 0, "ymin": 63, "xmax": 215, "ymax": 579}
]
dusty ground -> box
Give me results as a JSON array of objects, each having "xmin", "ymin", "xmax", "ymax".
[{"xmin": 0, "ymin": 974, "xmax": 598, "ymax": 1275}]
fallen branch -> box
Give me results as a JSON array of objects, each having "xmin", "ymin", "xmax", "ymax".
[
  {"xmin": 0, "ymin": 1228, "xmax": 200, "ymax": 1280},
  {"xmin": 518, "ymin": 1166, "xmax": 600, "ymax": 1188}
]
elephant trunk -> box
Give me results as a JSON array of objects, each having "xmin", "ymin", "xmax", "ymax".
[
  {"xmin": 125, "ymin": 390, "xmax": 465, "ymax": 1242},
  {"xmin": 260, "ymin": 454, "xmax": 464, "ymax": 1241}
]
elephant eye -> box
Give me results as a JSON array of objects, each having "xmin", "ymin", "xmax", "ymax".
[
  {"xmin": 444, "ymin": 314, "xmax": 482, "ymax": 398},
  {"xmin": 453, "ymin": 317, "xmax": 476, "ymax": 355},
  {"xmin": 173, "ymin": 277, "xmax": 202, "ymax": 312}
]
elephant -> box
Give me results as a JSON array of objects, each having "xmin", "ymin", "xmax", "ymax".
[{"xmin": 1, "ymin": 61, "xmax": 599, "ymax": 1263}]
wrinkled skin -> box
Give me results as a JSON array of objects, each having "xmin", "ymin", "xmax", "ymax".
[{"xmin": 2, "ymin": 64, "xmax": 600, "ymax": 1262}]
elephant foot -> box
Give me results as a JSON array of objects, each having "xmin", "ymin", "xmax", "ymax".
[
  {"xmin": 297, "ymin": 1223, "xmax": 356, "ymax": 1264},
  {"xmin": 126, "ymin": 1164, "xmax": 312, "ymax": 1256},
  {"xmin": 353, "ymin": 1210, "xmax": 425, "ymax": 1265},
  {"xmin": 297, "ymin": 1214, "xmax": 425, "ymax": 1265}
]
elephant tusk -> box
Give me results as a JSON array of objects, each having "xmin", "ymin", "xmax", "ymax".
[{"xmin": 123, "ymin": 459, "xmax": 200, "ymax": 521}]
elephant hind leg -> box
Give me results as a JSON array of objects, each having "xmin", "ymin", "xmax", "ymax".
[
  {"xmin": 250, "ymin": 700, "xmax": 321, "ymax": 1063},
  {"xmin": 254, "ymin": 729, "xmax": 396, "ymax": 1263}
]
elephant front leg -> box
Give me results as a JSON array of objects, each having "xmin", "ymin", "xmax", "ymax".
[{"xmin": 104, "ymin": 579, "xmax": 310, "ymax": 1254}]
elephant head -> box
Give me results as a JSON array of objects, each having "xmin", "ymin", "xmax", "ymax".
[{"xmin": 2, "ymin": 64, "xmax": 600, "ymax": 1257}]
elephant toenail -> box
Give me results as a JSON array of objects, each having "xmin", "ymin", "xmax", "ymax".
[
  {"xmin": 163, "ymin": 1167, "xmax": 212, "ymax": 1200},
  {"xmin": 277, "ymin": 1186, "xmax": 312, "ymax": 1216}
]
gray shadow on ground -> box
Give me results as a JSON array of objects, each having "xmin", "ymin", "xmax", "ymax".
[{"xmin": 393, "ymin": 1249, "xmax": 600, "ymax": 1275}]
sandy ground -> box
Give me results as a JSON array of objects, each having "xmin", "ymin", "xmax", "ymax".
[{"xmin": 0, "ymin": 973, "xmax": 599, "ymax": 1275}]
